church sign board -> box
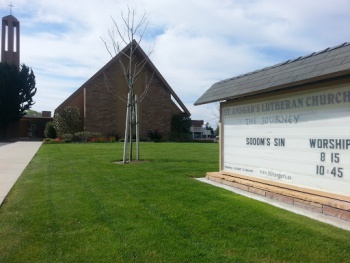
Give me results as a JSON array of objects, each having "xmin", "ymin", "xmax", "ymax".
[
  {"xmin": 195, "ymin": 43, "xmax": 350, "ymax": 221},
  {"xmin": 221, "ymin": 83, "xmax": 350, "ymax": 197}
]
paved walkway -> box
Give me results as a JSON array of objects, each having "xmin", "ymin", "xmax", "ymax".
[{"xmin": 0, "ymin": 141, "xmax": 42, "ymax": 206}]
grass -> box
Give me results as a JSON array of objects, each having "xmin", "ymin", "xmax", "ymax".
[{"xmin": 0, "ymin": 142, "xmax": 350, "ymax": 263}]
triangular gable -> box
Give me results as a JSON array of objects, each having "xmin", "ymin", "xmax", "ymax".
[{"xmin": 56, "ymin": 40, "xmax": 190, "ymax": 116}]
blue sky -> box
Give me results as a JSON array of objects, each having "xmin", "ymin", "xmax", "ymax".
[{"xmin": 1, "ymin": 0, "xmax": 350, "ymax": 125}]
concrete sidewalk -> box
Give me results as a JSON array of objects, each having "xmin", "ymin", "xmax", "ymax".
[{"xmin": 0, "ymin": 141, "xmax": 42, "ymax": 206}]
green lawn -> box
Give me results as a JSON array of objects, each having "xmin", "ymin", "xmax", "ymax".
[{"xmin": 0, "ymin": 143, "xmax": 349, "ymax": 263}]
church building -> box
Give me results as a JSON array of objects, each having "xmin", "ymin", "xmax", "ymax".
[
  {"xmin": 0, "ymin": 9, "xmax": 52, "ymax": 139},
  {"xmin": 56, "ymin": 41, "xmax": 190, "ymax": 138}
]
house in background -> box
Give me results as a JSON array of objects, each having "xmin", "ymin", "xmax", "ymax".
[
  {"xmin": 56, "ymin": 41, "xmax": 190, "ymax": 138},
  {"xmin": 190, "ymin": 120, "xmax": 212, "ymax": 139},
  {"xmin": 1, "ymin": 111, "xmax": 53, "ymax": 139}
]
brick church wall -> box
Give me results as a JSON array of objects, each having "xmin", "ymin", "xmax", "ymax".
[
  {"xmin": 56, "ymin": 45, "xmax": 189, "ymax": 139},
  {"xmin": 83, "ymin": 59, "xmax": 182, "ymax": 138},
  {"xmin": 55, "ymin": 88, "xmax": 84, "ymax": 126},
  {"xmin": 141, "ymin": 70, "xmax": 182, "ymax": 138},
  {"xmin": 84, "ymin": 62, "xmax": 119, "ymax": 136}
]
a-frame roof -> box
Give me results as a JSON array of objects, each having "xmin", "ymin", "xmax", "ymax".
[
  {"xmin": 56, "ymin": 40, "xmax": 190, "ymax": 116},
  {"xmin": 195, "ymin": 42, "xmax": 350, "ymax": 105}
]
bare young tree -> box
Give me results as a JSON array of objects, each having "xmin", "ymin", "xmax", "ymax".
[
  {"xmin": 211, "ymin": 102, "xmax": 221, "ymax": 136},
  {"xmin": 101, "ymin": 7, "xmax": 154, "ymax": 163},
  {"xmin": 212, "ymin": 102, "xmax": 220, "ymax": 121}
]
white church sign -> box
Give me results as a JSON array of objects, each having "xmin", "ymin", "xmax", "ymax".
[{"xmin": 221, "ymin": 83, "xmax": 350, "ymax": 197}]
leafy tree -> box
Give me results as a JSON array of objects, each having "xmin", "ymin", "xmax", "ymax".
[
  {"xmin": 214, "ymin": 125, "xmax": 219, "ymax": 136},
  {"xmin": 0, "ymin": 63, "xmax": 37, "ymax": 129},
  {"xmin": 44, "ymin": 121, "xmax": 57, "ymax": 139},
  {"xmin": 25, "ymin": 109, "xmax": 42, "ymax": 117},
  {"xmin": 207, "ymin": 126, "xmax": 214, "ymax": 137},
  {"xmin": 203, "ymin": 122, "xmax": 214, "ymax": 137},
  {"xmin": 54, "ymin": 106, "xmax": 83, "ymax": 137},
  {"xmin": 147, "ymin": 130, "xmax": 162, "ymax": 142},
  {"xmin": 171, "ymin": 114, "xmax": 191, "ymax": 140}
]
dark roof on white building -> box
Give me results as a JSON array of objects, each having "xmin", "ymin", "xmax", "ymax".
[{"xmin": 195, "ymin": 42, "xmax": 350, "ymax": 105}]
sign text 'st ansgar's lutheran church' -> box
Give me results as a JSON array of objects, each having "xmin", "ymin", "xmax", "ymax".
[{"xmin": 195, "ymin": 42, "xmax": 350, "ymax": 223}]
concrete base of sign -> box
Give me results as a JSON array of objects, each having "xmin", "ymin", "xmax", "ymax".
[
  {"xmin": 205, "ymin": 172, "xmax": 350, "ymax": 225},
  {"xmin": 197, "ymin": 177, "xmax": 350, "ymax": 231}
]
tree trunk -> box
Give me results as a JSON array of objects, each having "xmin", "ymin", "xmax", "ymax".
[
  {"xmin": 129, "ymin": 94, "xmax": 134, "ymax": 161},
  {"xmin": 135, "ymin": 95, "xmax": 140, "ymax": 160},
  {"xmin": 123, "ymin": 92, "xmax": 131, "ymax": 164}
]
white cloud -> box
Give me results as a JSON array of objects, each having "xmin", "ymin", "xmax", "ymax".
[{"xmin": 1, "ymin": 0, "xmax": 350, "ymax": 124}]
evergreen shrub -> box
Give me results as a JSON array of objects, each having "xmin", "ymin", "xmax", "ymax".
[{"xmin": 44, "ymin": 121, "xmax": 57, "ymax": 139}]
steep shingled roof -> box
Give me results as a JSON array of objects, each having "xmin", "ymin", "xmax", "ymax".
[
  {"xmin": 56, "ymin": 40, "xmax": 190, "ymax": 116},
  {"xmin": 194, "ymin": 42, "xmax": 350, "ymax": 105}
]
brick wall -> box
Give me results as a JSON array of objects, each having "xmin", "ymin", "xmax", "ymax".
[
  {"xmin": 206, "ymin": 172, "xmax": 350, "ymax": 223},
  {"xmin": 141, "ymin": 70, "xmax": 182, "ymax": 138},
  {"xmin": 56, "ymin": 49, "xmax": 187, "ymax": 138},
  {"xmin": 82, "ymin": 57, "xmax": 183, "ymax": 138},
  {"xmin": 84, "ymin": 62, "xmax": 119, "ymax": 135},
  {"xmin": 55, "ymin": 87, "xmax": 84, "ymax": 126}
]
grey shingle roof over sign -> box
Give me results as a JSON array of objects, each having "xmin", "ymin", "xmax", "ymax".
[{"xmin": 194, "ymin": 42, "xmax": 350, "ymax": 105}]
